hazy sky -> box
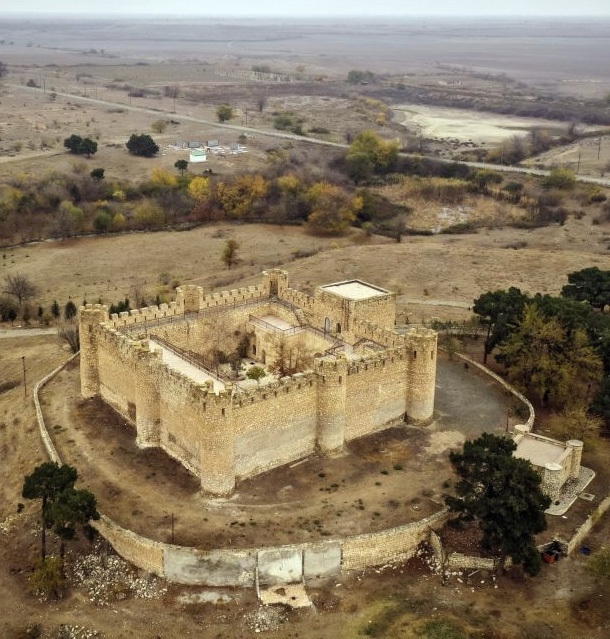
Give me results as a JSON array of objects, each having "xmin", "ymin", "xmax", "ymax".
[{"xmin": 2, "ymin": 1, "xmax": 609, "ymax": 16}]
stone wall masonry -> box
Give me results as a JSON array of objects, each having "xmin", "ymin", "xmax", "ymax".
[
  {"xmin": 344, "ymin": 355, "xmax": 408, "ymax": 440},
  {"xmin": 429, "ymin": 529, "xmax": 446, "ymax": 566},
  {"xmin": 566, "ymin": 495, "xmax": 610, "ymax": 555},
  {"xmin": 446, "ymin": 553, "xmax": 497, "ymax": 571},
  {"xmin": 405, "ymin": 328, "xmax": 438, "ymax": 423},
  {"xmin": 341, "ymin": 510, "xmax": 449, "ymax": 571},
  {"xmin": 233, "ymin": 378, "xmax": 317, "ymax": 479},
  {"xmin": 281, "ymin": 287, "xmax": 316, "ymax": 314},
  {"xmin": 34, "ymin": 353, "xmax": 80, "ymax": 464},
  {"xmin": 107, "ymin": 302, "xmax": 183, "ymax": 330},
  {"xmin": 33, "ymin": 367, "xmax": 452, "ymax": 586},
  {"xmin": 79, "ymin": 270, "xmax": 439, "ymax": 496},
  {"xmin": 196, "ymin": 284, "xmax": 266, "ymax": 310},
  {"xmin": 97, "ymin": 330, "xmax": 139, "ymax": 421},
  {"xmin": 349, "ymin": 294, "xmax": 397, "ymax": 332},
  {"xmin": 352, "ymin": 318, "xmax": 407, "ymax": 348},
  {"xmin": 93, "ymin": 515, "xmax": 165, "ymax": 576}
]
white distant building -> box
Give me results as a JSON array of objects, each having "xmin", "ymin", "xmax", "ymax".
[{"xmin": 189, "ymin": 149, "xmax": 207, "ymax": 163}]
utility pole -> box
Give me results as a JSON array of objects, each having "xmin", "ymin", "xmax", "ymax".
[
  {"xmin": 22, "ymin": 356, "xmax": 26, "ymax": 397},
  {"xmin": 171, "ymin": 512, "xmax": 175, "ymax": 544},
  {"xmin": 598, "ymin": 136, "xmax": 602, "ymax": 162}
]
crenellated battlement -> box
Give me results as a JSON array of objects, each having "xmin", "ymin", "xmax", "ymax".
[
  {"xmin": 352, "ymin": 318, "xmax": 407, "ymax": 348},
  {"xmin": 346, "ymin": 347, "xmax": 407, "ymax": 374},
  {"xmin": 105, "ymin": 302, "xmax": 183, "ymax": 329},
  {"xmin": 281, "ymin": 286, "xmax": 316, "ymax": 311},
  {"xmin": 233, "ymin": 370, "xmax": 317, "ymax": 408},
  {"xmin": 315, "ymin": 355, "xmax": 349, "ymax": 375}
]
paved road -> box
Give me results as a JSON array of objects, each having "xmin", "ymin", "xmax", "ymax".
[{"xmin": 7, "ymin": 83, "xmax": 610, "ymax": 187}]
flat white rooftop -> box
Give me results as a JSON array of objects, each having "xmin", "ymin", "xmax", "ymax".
[
  {"xmin": 321, "ymin": 280, "xmax": 389, "ymax": 301},
  {"xmin": 515, "ymin": 437, "xmax": 565, "ymax": 468}
]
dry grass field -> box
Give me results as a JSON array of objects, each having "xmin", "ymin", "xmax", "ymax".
[
  {"xmin": 2, "ymin": 219, "xmax": 610, "ymax": 637},
  {"xmin": 2, "ymin": 14, "xmax": 610, "ymax": 639}
]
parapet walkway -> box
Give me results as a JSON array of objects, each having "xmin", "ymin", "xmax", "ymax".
[{"xmin": 149, "ymin": 338, "xmax": 226, "ymax": 394}]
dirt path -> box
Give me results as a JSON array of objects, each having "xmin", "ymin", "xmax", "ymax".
[{"xmin": 0, "ymin": 327, "xmax": 57, "ymax": 338}]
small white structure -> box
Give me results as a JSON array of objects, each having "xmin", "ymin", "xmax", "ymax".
[
  {"xmin": 513, "ymin": 427, "xmax": 589, "ymax": 511},
  {"xmin": 189, "ymin": 149, "xmax": 207, "ymax": 163}
]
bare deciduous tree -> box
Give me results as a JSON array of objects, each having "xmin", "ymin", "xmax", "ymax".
[
  {"xmin": 3, "ymin": 273, "xmax": 38, "ymax": 305},
  {"xmin": 58, "ymin": 325, "xmax": 80, "ymax": 353}
]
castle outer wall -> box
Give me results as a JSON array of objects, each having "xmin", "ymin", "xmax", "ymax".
[{"xmin": 79, "ymin": 271, "xmax": 437, "ymax": 495}]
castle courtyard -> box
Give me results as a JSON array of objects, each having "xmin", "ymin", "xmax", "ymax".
[{"xmin": 41, "ymin": 353, "xmax": 512, "ymax": 550}]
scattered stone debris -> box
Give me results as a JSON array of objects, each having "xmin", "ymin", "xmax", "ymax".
[
  {"xmin": 68, "ymin": 541, "xmax": 167, "ymax": 606},
  {"xmin": 243, "ymin": 605, "xmax": 288, "ymax": 633},
  {"xmin": 0, "ymin": 514, "xmax": 19, "ymax": 534},
  {"xmin": 55, "ymin": 625, "xmax": 102, "ymax": 639}
]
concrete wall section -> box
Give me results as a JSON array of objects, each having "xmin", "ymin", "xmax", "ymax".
[
  {"xmin": 164, "ymin": 546, "xmax": 256, "ymax": 586},
  {"xmin": 257, "ymin": 547, "xmax": 303, "ymax": 586},
  {"xmin": 303, "ymin": 541, "xmax": 341, "ymax": 580}
]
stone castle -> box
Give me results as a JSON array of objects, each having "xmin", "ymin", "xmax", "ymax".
[{"xmin": 79, "ymin": 270, "xmax": 437, "ymax": 495}]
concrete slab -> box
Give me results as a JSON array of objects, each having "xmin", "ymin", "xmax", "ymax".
[
  {"xmin": 257, "ymin": 548, "xmax": 303, "ymax": 585},
  {"xmin": 258, "ymin": 583, "xmax": 312, "ymax": 608},
  {"xmin": 257, "ymin": 315, "xmax": 294, "ymax": 330},
  {"xmin": 303, "ymin": 541, "xmax": 341, "ymax": 580},
  {"xmin": 164, "ymin": 547, "xmax": 256, "ymax": 587},
  {"xmin": 515, "ymin": 437, "xmax": 565, "ymax": 467}
]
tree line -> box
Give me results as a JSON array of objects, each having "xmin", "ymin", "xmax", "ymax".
[
  {"xmin": 473, "ymin": 267, "xmax": 610, "ymax": 426},
  {"xmin": 1, "ymin": 128, "xmax": 604, "ymax": 249}
]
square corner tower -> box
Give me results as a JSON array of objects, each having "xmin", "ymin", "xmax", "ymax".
[{"xmin": 313, "ymin": 279, "xmax": 396, "ymax": 342}]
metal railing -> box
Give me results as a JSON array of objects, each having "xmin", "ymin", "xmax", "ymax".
[
  {"xmin": 149, "ymin": 334, "xmax": 229, "ymax": 389},
  {"xmin": 248, "ymin": 315, "xmax": 303, "ymax": 335}
]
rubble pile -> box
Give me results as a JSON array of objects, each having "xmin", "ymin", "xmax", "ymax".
[
  {"xmin": 243, "ymin": 605, "xmax": 288, "ymax": 633},
  {"xmin": 55, "ymin": 625, "xmax": 101, "ymax": 639},
  {"xmin": 69, "ymin": 542, "xmax": 167, "ymax": 605}
]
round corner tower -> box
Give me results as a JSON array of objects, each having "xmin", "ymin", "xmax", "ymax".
[
  {"xmin": 404, "ymin": 327, "xmax": 437, "ymax": 424},
  {"xmin": 79, "ymin": 304, "xmax": 110, "ymax": 399}
]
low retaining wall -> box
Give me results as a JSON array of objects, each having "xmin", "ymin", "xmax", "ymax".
[
  {"xmin": 33, "ymin": 352, "xmax": 79, "ymax": 463},
  {"xmin": 565, "ymin": 495, "xmax": 610, "ymax": 555},
  {"xmin": 34, "ymin": 354, "xmax": 448, "ymax": 586},
  {"xmin": 90, "ymin": 508, "xmax": 447, "ymax": 586}
]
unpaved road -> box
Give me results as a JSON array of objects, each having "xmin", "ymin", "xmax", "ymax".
[{"xmin": 8, "ymin": 83, "xmax": 610, "ymax": 187}]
